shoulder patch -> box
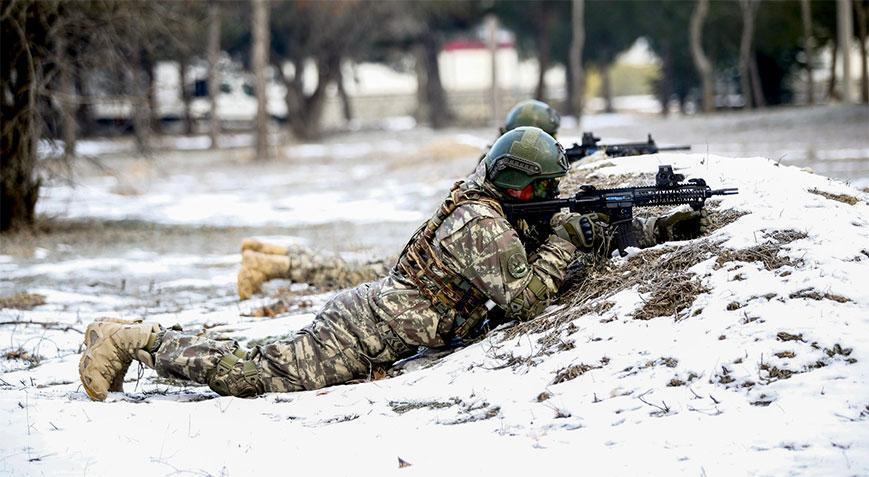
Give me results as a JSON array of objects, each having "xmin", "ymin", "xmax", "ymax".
[
  {"xmin": 507, "ymin": 251, "xmax": 529, "ymax": 278},
  {"xmin": 498, "ymin": 243, "xmax": 530, "ymax": 280}
]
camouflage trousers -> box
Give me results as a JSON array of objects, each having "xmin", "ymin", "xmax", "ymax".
[
  {"xmin": 154, "ymin": 282, "xmax": 414, "ymax": 396},
  {"xmin": 285, "ymin": 245, "xmax": 394, "ymax": 290}
]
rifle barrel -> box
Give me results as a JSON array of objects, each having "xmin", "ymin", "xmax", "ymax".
[{"xmin": 657, "ymin": 145, "xmax": 692, "ymax": 151}]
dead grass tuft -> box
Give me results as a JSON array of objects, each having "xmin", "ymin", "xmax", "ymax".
[
  {"xmin": 715, "ymin": 228, "xmax": 807, "ymax": 271},
  {"xmin": 3, "ymin": 348, "xmax": 41, "ymax": 367},
  {"xmin": 0, "ymin": 292, "xmax": 46, "ymax": 310},
  {"xmin": 759, "ymin": 362, "xmax": 797, "ymax": 383},
  {"xmin": 718, "ymin": 245, "xmax": 794, "ymax": 271},
  {"xmin": 705, "ymin": 206, "xmax": 750, "ymax": 232},
  {"xmin": 552, "ymin": 363, "xmax": 600, "ymax": 384},
  {"xmin": 764, "ymin": 229, "xmax": 809, "ymax": 243},
  {"xmin": 390, "ymin": 398, "xmax": 460, "ymax": 415},
  {"xmin": 789, "ymin": 288, "xmax": 850, "ymax": 303},
  {"xmin": 777, "ymin": 331, "xmax": 804, "ymax": 342},
  {"xmin": 808, "ymin": 188, "xmax": 860, "ymax": 205},
  {"xmin": 634, "ymin": 272, "xmax": 710, "ymax": 321}
]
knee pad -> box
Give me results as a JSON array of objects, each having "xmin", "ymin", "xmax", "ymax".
[{"xmin": 207, "ymin": 348, "xmax": 265, "ymax": 398}]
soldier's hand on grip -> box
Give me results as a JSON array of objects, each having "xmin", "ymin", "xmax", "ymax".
[
  {"xmin": 551, "ymin": 212, "xmax": 609, "ymax": 252},
  {"xmin": 655, "ymin": 209, "xmax": 709, "ymax": 242}
]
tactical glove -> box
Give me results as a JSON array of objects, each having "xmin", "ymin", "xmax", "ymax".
[
  {"xmin": 551, "ymin": 212, "xmax": 609, "ymax": 252},
  {"xmin": 654, "ymin": 209, "xmax": 710, "ymax": 243}
]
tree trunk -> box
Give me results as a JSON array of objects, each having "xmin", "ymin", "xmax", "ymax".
[
  {"xmin": 534, "ymin": 5, "xmax": 552, "ymax": 102},
  {"xmin": 75, "ymin": 69, "xmax": 95, "ymax": 137},
  {"xmin": 837, "ymin": 0, "xmax": 853, "ymax": 103},
  {"xmin": 179, "ymin": 58, "xmax": 194, "ymax": 135},
  {"xmin": 415, "ymin": 31, "xmax": 451, "ymax": 129},
  {"xmin": 143, "ymin": 54, "xmax": 161, "ymax": 135},
  {"xmin": 657, "ymin": 47, "xmax": 674, "ymax": 116},
  {"xmin": 568, "ymin": 0, "xmax": 585, "ymax": 118},
  {"xmin": 827, "ymin": 40, "xmax": 839, "ymax": 101},
  {"xmin": 1, "ymin": 3, "xmax": 45, "ymax": 232},
  {"xmin": 601, "ymin": 63, "xmax": 614, "ymax": 113},
  {"xmin": 690, "ymin": 0, "xmax": 714, "ymax": 112},
  {"xmin": 486, "ymin": 14, "xmax": 500, "ymax": 124},
  {"xmin": 207, "ymin": 0, "xmax": 222, "ymax": 149},
  {"xmin": 282, "ymin": 56, "xmax": 338, "ymax": 140},
  {"xmin": 800, "ymin": 0, "xmax": 815, "ymax": 104},
  {"xmin": 336, "ymin": 65, "xmax": 353, "ymax": 123},
  {"xmin": 252, "ymin": 0, "xmax": 270, "ymax": 160},
  {"xmin": 739, "ymin": 0, "xmax": 759, "ymax": 108},
  {"xmin": 130, "ymin": 61, "xmax": 152, "ymax": 154},
  {"xmin": 57, "ymin": 36, "xmax": 77, "ymax": 157},
  {"xmin": 855, "ymin": 0, "xmax": 869, "ymax": 103},
  {"xmin": 749, "ymin": 53, "xmax": 766, "ymax": 107}
]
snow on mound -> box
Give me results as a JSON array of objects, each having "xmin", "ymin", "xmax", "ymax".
[{"xmin": 2, "ymin": 154, "xmax": 868, "ymax": 476}]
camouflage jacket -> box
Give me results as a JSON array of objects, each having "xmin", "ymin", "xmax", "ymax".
[{"xmin": 368, "ymin": 164, "xmax": 577, "ymax": 348}]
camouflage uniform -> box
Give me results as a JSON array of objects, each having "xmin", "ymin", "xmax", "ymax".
[
  {"xmin": 281, "ymin": 246, "xmax": 393, "ymax": 290},
  {"xmin": 154, "ymin": 162, "xmax": 577, "ymax": 396}
]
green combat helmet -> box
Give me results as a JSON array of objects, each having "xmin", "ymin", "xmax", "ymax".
[
  {"xmin": 502, "ymin": 100, "xmax": 561, "ymax": 137},
  {"xmin": 485, "ymin": 126, "xmax": 568, "ymax": 200}
]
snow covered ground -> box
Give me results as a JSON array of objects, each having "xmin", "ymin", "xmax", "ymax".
[{"xmin": 2, "ymin": 111, "xmax": 868, "ymax": 476}]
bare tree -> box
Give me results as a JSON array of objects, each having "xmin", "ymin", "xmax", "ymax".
[
  {"xmin": 208, "ymin": 0, "xmax": 222, "ymax": 148},
  {"xmin": 336, "ymin": 67, "xmax": 353, "ymax": 123},
  {"xmin": 534, "ymin": 2, "xmax": 554, "ymax": 101},
  {"xmin": 415, "ymin": 30, "xmax": 453, "ymax": 128},
  {"xmin": 252, "ymin": 0, "xmax": 270, "ymax": 160},
  {"xmin": 568, "ymin": 0, "xmax": 585, "ymax": 118},
  {"xmin": 0, "ymin": 1, "xmax": 51, "ymax": 232},
  {"xmin": 179, "ymin": 56, "xmax": 194, "ymax": 135},
  {"xmin": 270, "ymin": 1, "xmax": 387, "ymax": 138},
  {"xmin": 486, "ymin": 14, "xmax": 500, "ymax": 124},
  {"xmin": 800, "ymin": 0, "xmax": 815, "ymax": 104},
  {"xmin": 827, "ymin": 39, "xmax": 839, "ymax": 100},
  {"xmin": 837, "ymin": 0, "xmax": 853, "ymax": 103},
  {"xmin": 129, "ymin": 52, "xmax": 152, "ymax": 153},
  {"xmin": 55, "ymin": 33, "xmax": 77, "ymax": 158},
  {"xmin": 690, "ymin": 0, "xmax": 714, "ymax": 112},
  {"xmin": 855, "ymin": 0, "xmax": 869, "ymax": 103},
  {"xmin": 739, "ymin": 0, "xmax": 764, "ymax": 108}
]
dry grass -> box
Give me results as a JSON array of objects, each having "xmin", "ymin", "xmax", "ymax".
[
  {"xmin": 634, "ymin": 272, "xmax": 710, "ymax": 320},
  {"xmin": 777, "ymin": 332, "xmax": 804, "ymax": 342},
  {"xmin": 717, "ymin": 229, "xmax": 807, "ymax": 271},
  {"xmin": 3, "ymin": 348, "xmax": 41, "ymax": 367},
  {"xmin": 789, "ymin": 288, "xmax": 850, "ymax": 303},
  {"xmin": 808, "ymin": 188, "xmax": 860, "ymax": 205},
  {"xmin": 0, "ymin": 292, "xmax": 46, "ymax": 310},
  {"xmin": 503, "ymin": 227, "xmax": 807, "ymax": 350},
  {"xmin": 551, "ymin": 363, "xmax": 600, "ymax": 384},
  {"xmin": 706, "ymin": 206, "xmax": 750, "ymax": 232},
  {"xmin": 504, "ymin": 239, "xmax": 722, "ymax": 343}
]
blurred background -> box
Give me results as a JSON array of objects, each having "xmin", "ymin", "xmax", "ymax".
[{"xmin": 1, "ymin": 0, "xmax": 868, "ymax": 309}]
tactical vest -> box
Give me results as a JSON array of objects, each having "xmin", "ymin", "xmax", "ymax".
[{"xmin": 394, "ymin": 181, "xmax": 503, "ymax": 338}]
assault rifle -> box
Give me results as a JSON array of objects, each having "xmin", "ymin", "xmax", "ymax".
[
  {"xmin": 565, "ymin": 133, "xmax": 691, "ymax": 163},
  {"xmin": 502, "ymin": 165, "xmax": 738, "ymax": 254}
]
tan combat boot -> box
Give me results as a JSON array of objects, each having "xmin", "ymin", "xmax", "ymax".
[
  {"xmin": 237, "ymin": 250, "xmax": 291, "ymax": 300},
  {"xmin": 240, "ymin": 238, "xmax": 290, "ymax": 256},
  {"xmin": 79, "ymin": 318, "xmax": 161, "ymax": 401}
]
